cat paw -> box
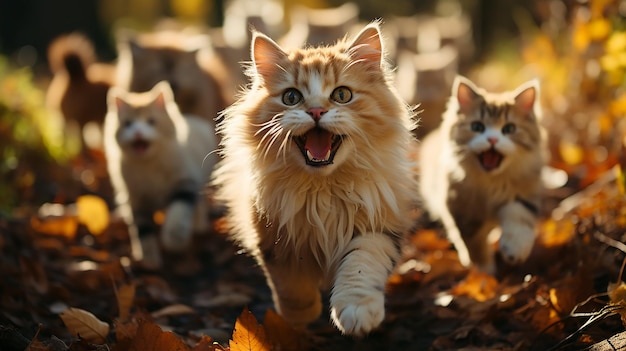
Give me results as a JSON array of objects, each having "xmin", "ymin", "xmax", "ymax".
[
  {"xmin": 499, "ymin": 225, "xmax": 536, "ymax": 264},
  {"xmin": 330, "ymin": 291, "xmax": 384, "ymax": 336},
  {"xmin": 161, "ymin": 202, "xmax": 194, "ymax": 252}
]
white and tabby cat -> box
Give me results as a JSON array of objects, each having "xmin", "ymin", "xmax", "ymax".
[
  {"xmin": 419, "ymin": 76, "xmax": 545, "ymax": 274},
  {"xmin": 104, "ymin": 81, "xmax": 218, "ymax": 269},
  {"xmin": 213, "ymin": 22, "xmax": 417, "ymax": 335}
]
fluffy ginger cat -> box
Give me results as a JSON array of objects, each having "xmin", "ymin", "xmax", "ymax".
[
  {"xmin": 213, "ymin": 22, "xmax": 417, "ymax": 335},
  {"xmin": 104, "ymin": 81, "xmax": 218, "ymax": 269},
  {"xmin": 419, "ymin": 75, "xmax": 545, "ymax": 274}
]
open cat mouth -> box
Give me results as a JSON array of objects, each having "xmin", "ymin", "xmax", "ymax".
[
  {"xmin": 478, "ymin": 148, "xmax": 503, "ymax": 171},
  {"xmin": 131, "ymin": 139, "xmax": 151, "ymax": 154},
  {"xmin": 293, "ymin": 127, "xmax": 343, "ymax": 167}
]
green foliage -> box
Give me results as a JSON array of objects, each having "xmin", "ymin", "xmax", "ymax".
[{"xmin": 0, "ymin": 57, "xmax": 79, "ymax": 212}]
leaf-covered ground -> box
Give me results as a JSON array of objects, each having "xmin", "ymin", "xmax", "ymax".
[{"xmin": 0, "ymin": 146, "xmax": 625, "ymax": 350}]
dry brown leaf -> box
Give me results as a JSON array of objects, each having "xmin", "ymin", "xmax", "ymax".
[
  {"xmin": 59, "ymin": 307, "xmax": 110, "ymax": 344},
  {"xmin": 114, "ymin": 318, "xmax": 139, "ymax": 345},
  {"xmin": 151, "ymin": 304, "xmax": 196, "ymax": 319},
  {"xmin": 263, "ymin": 309, "xmax": 305, "ymax": 351},
  {"xmin": 115, "ymin": 283, "xmax": 136, "ymax": 322},
  {"xmin": 25, "ymin": 339, "xmax": 51, "ymax": 351},
  {"xmin": 76, "ymin": 195, "xmax": 109, "ymax": 236},
  {"xmin": 410, "ymin": 229, "xmax": 451, "ymax": 251},
  {"xmin": 229, "ymin": 307, "xmax": 271, "ymax": 351},
  {"xmin": 129, "ymin": 321, "xmax": 190, "ymax": 351}
]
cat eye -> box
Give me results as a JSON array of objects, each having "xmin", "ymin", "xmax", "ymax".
[
  {"xmin": 282, "ymin": 88, "xmax": 303, "ymax": 106},
  {"xmin": 502, "ymin": 123, "xmax": 516, "ymax": 134},
  {"xmin": 331, "ymin": 86, "xmax": 352, "ymax": 104},
  {"xmin": 470, "ymin": 121, "xmax": 485, "ymax": 133},
  {"xmin": 147, "ymin": 117, "xmax": 156, "ymax": 125}
]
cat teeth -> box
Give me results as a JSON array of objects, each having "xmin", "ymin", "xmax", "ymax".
[{"xmin": 306, "ymin": 149, "xmax": 332, "ymax": 162}]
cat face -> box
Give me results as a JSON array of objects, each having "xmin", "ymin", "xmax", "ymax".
[
  {"xmin": 108, "ymin": 82, "xmax": 177, "ymax": 158},
  {"xmin": 242, "ymin": 23, "xmax": 405, "ymax": 176},
  {"xmin": 448, "ymin": 76, "xmax": 541, "ymax": 174}
]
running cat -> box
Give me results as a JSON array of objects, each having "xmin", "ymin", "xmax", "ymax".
[
  {"xmin": 213, "ymin": 22, "xmax": 417, "ymax": 335},
  {"xmin": 104, "ymin": 81, "xmax": 218, "ymax": 269},
  {"xmin": 419, "ymin": 75, "xmax": 545, "ymax": 274}
]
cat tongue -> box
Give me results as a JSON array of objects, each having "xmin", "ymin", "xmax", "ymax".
[
  {"xmin": 305, "ymin": 129, "xmax": 333, "ymax": 160},
  {"xmin": 479, "ymin": 149, "xmax": 503, "ymax": 171}
]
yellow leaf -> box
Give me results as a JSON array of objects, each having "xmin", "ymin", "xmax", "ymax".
[
  {"xmin": 588, "ymin": 19, "xmax": 611, "ymax": 41},
  {"xmin": 59, "ymin": 307, "xmax": 110, "ymax": 344},
  {"xmin": 451, "ymin": 269, "xmax": 498, "ymax": 302},
  {"xmin": 30, "ymin": 215, "xmax": 78, "ymax": 240},
  {"xmin": 559, "ymin": 140, "xmax": 584, "ymax": 165},
  {"xmin": 230, "ymin": 307, "xmax": 272, "ymax": 351},
  {"xmin": 76, "ymin": 195, "xmax": 110, "ymax": 236}
]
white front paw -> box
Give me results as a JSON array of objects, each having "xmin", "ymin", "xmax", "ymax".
[
  {"xmin": 330, "ymin": 289, "xmax": 384, "ymax": 337},
  {"xmin": 499, "ymin": 224, "xmax": 536, "ymax": 264},
  {"xmin": 161, "ymin": 202, "xmax": 194, "ymax": 252}
]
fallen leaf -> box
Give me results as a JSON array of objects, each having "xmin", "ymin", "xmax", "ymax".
[
  {"xmin": 115, "ymin": 283, "xmax": 136, "ymax": 322},
  {"xmin": 229, "ymin": 307, "xmax": 271, "ymax": 351},
  {"xmin": 263, "ymin": 309, "xmax": 305, "ymax": 351},
  {"xmin": 30, "ymin": 215, "xmax": 78, "ymax": 240},
  {"xmin": 451, "ymin": 269, "xmax": 498, "ymax": 302},
  {"xmin": 76, "ymin": 195, "xmax": 109, "ymax": 236},
  {"xmin": 151, "ymin": 304, "xmax": 196, "ymax": 319},
  {"xmin": 129, "ymin": 321, "xmax": 189, "ymax": 351},
  {"xmin": 59, "ymin": 307, "xmax": 110, "ymax": 344}
]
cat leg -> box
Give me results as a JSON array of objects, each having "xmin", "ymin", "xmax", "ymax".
[
  {"xmin": 262, "ymin": 259, "xmax": 322, "ymax": 328},
  {"xmin": 192, "ymin": 193, "xmax": 209, "ymax": 235},
  {"xmin": 462, "ymin": 223, "xmax": 496, "ymax": 274},
  {"xmin": 161, "ymin": 201, "xmax": 195, "ymax": 252},
  {"xmin": 439, "ymin": 209, "xmax": 472, "ymax": 267},
  {"xmin": 330, "ymin": 233, "xmax": 400, "ymax": 336},
  {"xmin": 130, "ymin": 207, "xmax": 163, "ymax": 270},
  {"xmin": 161, "ymin": 186, "xmax": 198, "ymax": 252},
  {"xmin": 497, "ymin": 200, "xmax": 537, "ymax": 265}
]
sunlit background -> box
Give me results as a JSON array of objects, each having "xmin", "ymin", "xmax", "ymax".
[{"xmin": 0, "ymin": 0, "xmax": 624, "ymax": 212}]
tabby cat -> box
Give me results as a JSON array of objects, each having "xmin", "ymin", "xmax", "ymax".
[
  {"xmin": 213, "ymin": 22, "xmax": 417, "ymax": 335},
  {"xmin": 104, "ymin": 81, "xmax": 218, "ymax": 269},
  {"xmin": 419, "ymin": 75, "xmax": 545, "ymax": 274}
]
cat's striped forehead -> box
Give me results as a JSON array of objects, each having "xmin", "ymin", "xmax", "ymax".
[{"xmin": 476, "ymin": 101, "xmax": 513, "ymax": 122}]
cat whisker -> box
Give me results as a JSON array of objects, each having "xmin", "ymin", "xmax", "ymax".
[{"xmin": 277, "ymin": 130, "xmax": 292, "ymax": 162}]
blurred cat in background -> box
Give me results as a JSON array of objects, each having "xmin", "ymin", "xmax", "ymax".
[
  {"xmin": 115, "ymin": 29, "xmax": 232, "ymax": 124},
  {"xmin": 419, "ymin": 76, "xmax": 545, "ymax": 274},
  {"xmin": 213, "ymin": 22, "xmax": 417, "ymax": 335},
  {"xmin": 104, "ymin": 81, "xmax": 218, "ymax": 269},
  {"xmin": 46, "ymin": 32, "xmax": 115, "ymax": 150}
]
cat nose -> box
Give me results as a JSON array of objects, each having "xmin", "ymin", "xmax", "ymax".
[
  {"xmin": 307, "ymin": 108, "xmax": 327, "ymax": 121},
  {"xmin": 487, "ymin": 137, "xmax": 499, "ymax": 145}
]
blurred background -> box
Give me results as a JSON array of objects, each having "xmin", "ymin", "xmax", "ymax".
[{"xmin": 0, "ymin": 0, "xmax": 624, "ymax": 213}]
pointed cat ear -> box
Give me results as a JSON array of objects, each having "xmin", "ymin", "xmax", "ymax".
[
  {"xmin": 153, "ymin": 81, "xmax": 174, "ymax": 109},
  {"xmin": 107, "ymin": 87, "xmax": 127, "ymax": 112},
  {"xmin": 513, "ymin": 79, "xmax": 540, "ymax": 117},
  {"xmin": 252, "ymin": 32, "xmax": 287, "ymax": 82},
  {"xmin": 452, "ymin": 75, "xmax": 481, "ymax": 115},
  {"xmin": 347, "ymin": 22, "xmax": 383, "ymax": 69}
]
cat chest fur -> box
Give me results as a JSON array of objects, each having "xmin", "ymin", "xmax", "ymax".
[{"xmin": 254, "ymin": 173, "xmax": 401, "ymax": 272}]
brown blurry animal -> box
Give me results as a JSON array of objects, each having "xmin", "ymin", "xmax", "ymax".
[
  {"xmin": 115, "ymin": 29, "xmax": 232, "ymax": 124},
  {"xmin": 46, "ymin": 33, "xmax": 115, "ymax": 140}
]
